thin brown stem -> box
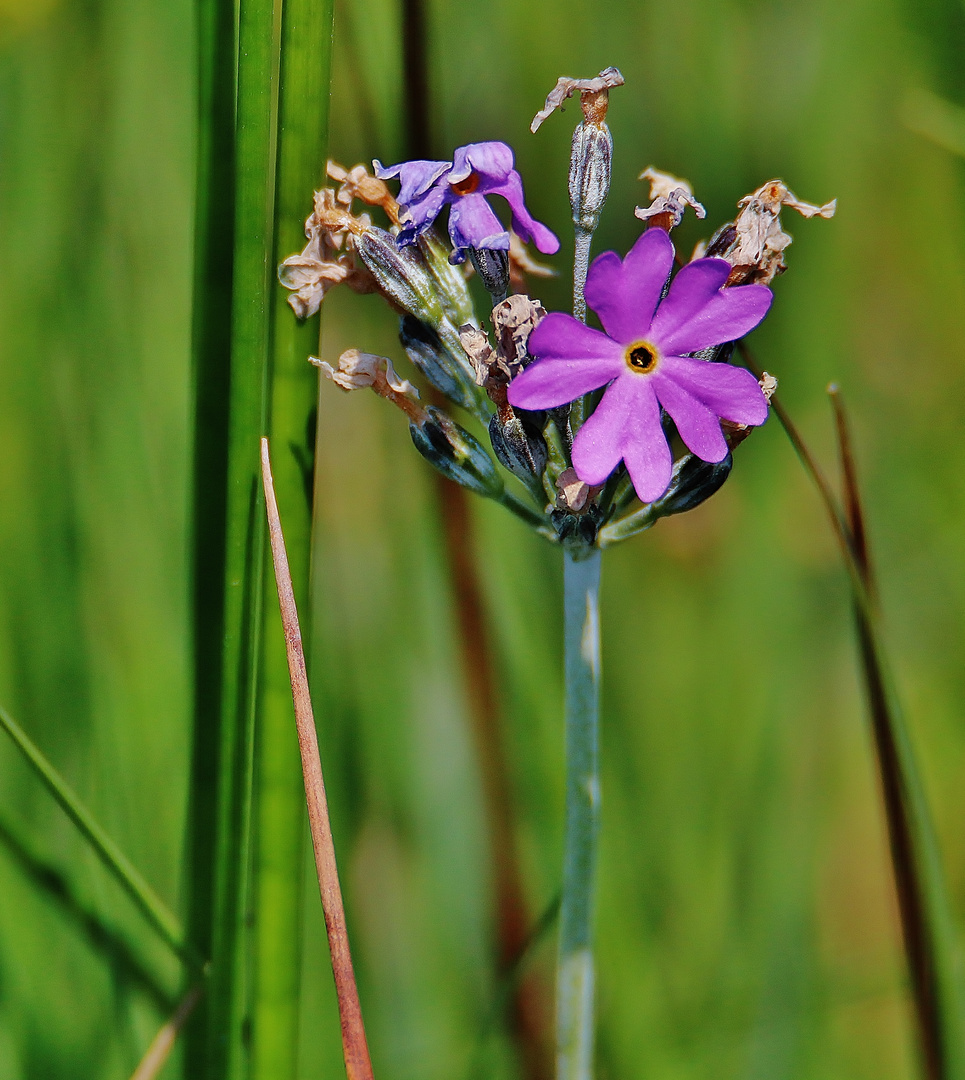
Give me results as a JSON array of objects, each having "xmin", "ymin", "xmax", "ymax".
[
  {"xmin": 737, "ymin": 340, "xmax": 953, "ymax": 1080},
  {"xmin": 829, "ymin": 388, "xmax": 941, "ymax": 1080},
  {"xmin": 129, "ymin": 986, "xmax": 203, "ymax": 1080},
  {"xmin": 261, "ymin": 437, "xmax": 374, "ymax": 1080},
  {"xmin": 828, "ymin": 386, "xmax": 875, "ymax": 602}
]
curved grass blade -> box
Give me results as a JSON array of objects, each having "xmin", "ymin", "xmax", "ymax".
[
  {"xmin": 828, "ymin": 387, "xmax": 965, "ymax": 1080},
  {"xmin": 0, "ymin": 705, "xmax": 201, "ymax": 974},
  {"xmin": 0, "ymin": 814, "xmax": 176, "ymax": 1014}
]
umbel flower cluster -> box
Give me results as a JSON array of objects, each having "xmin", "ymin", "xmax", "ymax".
[{"xmin": 279, "ymin": 70, "xmax": 834, "ymax": 548}]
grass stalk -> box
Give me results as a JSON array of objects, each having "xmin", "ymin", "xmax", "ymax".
[
  {"xmin": 250, "ymin": 0, "xmax": 335, "ymax": 1074},
  {"xmin": 186, "ymin": 0, "xmax": 284, "ymax": 1071},
  {"xmin": 184, "ymin": 0, "xmax": 239, "ymax": 1067},
  {"xmin": 557, "ymin": 546, "xmax": 602, "ymax": 1080},
  {"xmin": 261, "ymin": 439, "xmax": 375, "ymax": 1080},
  {"xmin": 827, "ymin": 388, "xmax": 965, "ymax": 1080},
  {"xmin": 738, "ymin": 342, "xmax": 965, "ymax": 1080},
  {"xmin": 0, "ymin": 814, "xmax": 176, "ymax": 1014},
  {"xmin": 0, "ymin": 705, "xmax": 198, "ymax": 973}
]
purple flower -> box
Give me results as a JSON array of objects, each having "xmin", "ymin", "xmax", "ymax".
[
  {"xmin": 374, "ymin": 141, "xmax": 560, "ymax": 263},
  {"xmin": 507, "ymin": 228, "xmax": 773, "ymax": 503}
]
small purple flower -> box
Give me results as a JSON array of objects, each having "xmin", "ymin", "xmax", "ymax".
[
  {"xmin": 507, "ymin": 228, "xmax": 773, "ymax": 503},
  {"xmin": 374, "ymin": 141, "xmax": 560, "ymax": 263}
]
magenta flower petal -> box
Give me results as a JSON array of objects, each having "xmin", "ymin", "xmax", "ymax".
[
  {"xmin": 528, "ymin": 312, "xmax": 627, "ymax": 366},
  {"xmin": 618, "ymin": 379, "xmax": 674, "ymax": 502},
  {"xmin": 378, "ymin": 141, "xmax": 557, "ymax": 259},
  {"xmin": 660, "ymin": 356, "xmax": 768, "ymax": 425},
  {"xmin": 453, "ymin": 141, "xmax": 515, "ymax": 183},
  {"xmin": 448, "ymin": 194, "xmax": 509, "ymax": 254},
  {"xmin": 650, "ymin": 257, "xmax": 772, "ymax": 355},
  {"xmin": 584, "ymin": 228, "xmax": 674, "ymax": 343},
  {"xmin": 504, "ymin": 230, "xmax": 774, "ymax": 504},
  {"xmin": 571, "ymin": 375, "xmax": 647, "ymax": 485},
  {"xmin": 650, "ymin": 372, "xmax": 729, "ymax": 462},
  {"xmin": 374, "ymin": 158, "xmax": 450, "ymax": 205},
  {"xmin": 487, "ymin": 169, "xmax": 561, "ymax": 255},
  {"xmin": 508, "ymin": 316, "xmax": 623, "ymax": 410}
]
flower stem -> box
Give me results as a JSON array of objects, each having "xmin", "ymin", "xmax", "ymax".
[
  {"xmin": 572, "ymin": 227, "xmax": 592, "ymax": 324},
  {"xmin": 557, "ymin": 545, "xmax": 602, "ymax": 1080},
  {"xmin": 570, "ymin": 226, "xmax": 593, "ymax": 432},
  {"xmin": 498, "ymin": 488, "xmax": 553, "ymax": 533}
]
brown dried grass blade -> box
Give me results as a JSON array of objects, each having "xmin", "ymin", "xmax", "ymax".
[
  {"xmin": 260, "ymin": 437, "xmax": 374, "ymax": 1080},
  {"xmin": 129, "ymin": 985, "xmax": 203, "ymax": 1080},
  {"xmin": 827, "ymin": 386, "xmax": 944, "ymax": 1080}
]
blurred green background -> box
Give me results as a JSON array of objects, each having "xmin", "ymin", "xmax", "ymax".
[{"xmin": 2, "ymin": 0, "xmax": 965, "ymax": 1076}]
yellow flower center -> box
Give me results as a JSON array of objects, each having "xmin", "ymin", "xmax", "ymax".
[
  {"xmin": 625, "ymin": 341, "xmax": 659, "ymax": 374},
  {"xmin": 450, "ymin": 171, "xmax": 480, "ymax": 196}
]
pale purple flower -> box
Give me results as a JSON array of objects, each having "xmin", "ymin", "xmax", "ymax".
[
  {"xmin": 374, "ymin": 141, "xmax": 560, "ymax": 263},
  {"xmin": 507, "ymin": 228, "xmax": 773, "ymax": 503}
]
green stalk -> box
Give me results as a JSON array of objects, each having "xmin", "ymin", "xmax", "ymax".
[
  {"xmin": 0, "ymin": 705, "xmax": 198, "ymax": 973},
  {"xmin": 251, "ymin": 0, "xmax": 335, "ymax": 1075},
  {"xmin": 186, "ymin": 0, "xmax": 282, "ymax": 1072},
  {"xmin": 557, "ymin": 546, "xmax": 602, "ymax": 1080},
  {"xmin": 184, "ymin": 0, "xmax": 238, "ymax": 1068}
]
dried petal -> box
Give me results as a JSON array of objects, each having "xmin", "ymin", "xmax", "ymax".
[
  {"xmin": 709, "ymin": 179, "xmax": 836, "ymax": 285},
  {"xmin": 555, "ymin": 467, "xmax": 596, "ymax": 512},
  {"xmin": 531, "ymin": 67, "xmax": 624, "ymax": 132},
  {"xmin": 634, "ymin": 166, "xmax": 706, "ymax": 231},
  {"xmin": 326, "ymin": 160, "xmax": 402, "ymax": 225},
  {"xmin": 312, "ymin": 349, "xmax": 425, "ymax": 421},
  {"xmin": 459, "ymin": 324, "xmax": 497, "ymax": 387}
]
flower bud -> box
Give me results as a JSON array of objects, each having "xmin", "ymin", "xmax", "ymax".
[
  {"xmin": 417, "ymin": 230, "xmax": 475, "ymax": 328},
  {"xmin": 409, "ymin": 406, "xmax": 504, "ymax": 499},
  {"xmin": 569, "ymin": 121, "xmax": 612, "ymax": 233},
  {"xmin": 354, "ymin": 226, "xmax": 444, "ymax": 323},
  {"xmin": 468, "ymin": 246, "xmax": 511, "ymax": 305},
  {"xmin": 653, "ymin": 453, "xmax": 732, "ymax": 517},
  {"xmin": 399, "ymin": 314, "xmax": 479, "ymax": 412},
  {"xmin": 488, "ymin": 412, "xmax": 547, "ymax": 482}
]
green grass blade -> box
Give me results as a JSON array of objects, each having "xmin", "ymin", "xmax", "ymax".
[
  {"xmin": 184, "ymin": 0, "xmax": 239, "ymax": 1069},
  {"xmin": 251, "ymin": 0, "xmax": 335, "ymax": 1074},
  {"xmin": 186, "ymin": 0, "xmax": 283, "ymax": 1071},
  {"xmin": 0, "ymin": 705, "xmax": 198, "ymax": 973}
]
